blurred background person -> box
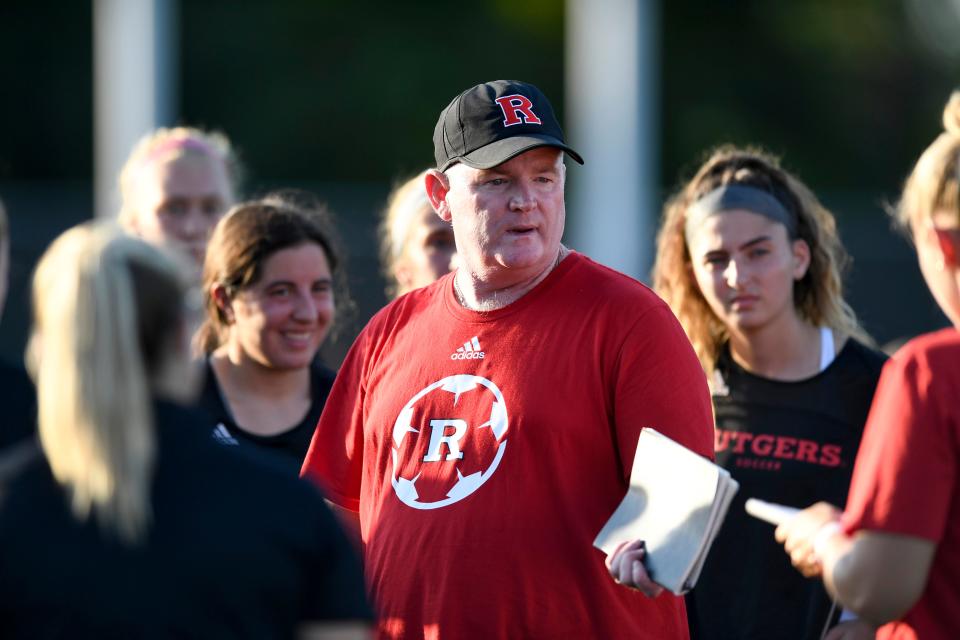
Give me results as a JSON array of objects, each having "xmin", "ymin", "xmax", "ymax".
[
  {"xmin": 0, "ymin": 223, "xmax": 371, "ymax": 638},
  {"xmin": 378, "ymin": 169, "xmax": 456, "ymax": 298},
  {"xmin": 193, "ymin": 192, "xmax": 347, "ymax": 474},
  {"xmin": 653, "ymin": 146, "xmax": 886, "ymax": 639},
  {"xmin": 118, "ymin": 126, "xmax": 241, "ymax": 279},
  {"xmin": 777, "ymin": 91, "xmax": 960, "ymax": 640},
  {"xmin": 0, "ymin": 197, "xmax": 36, "ymax": 451}
]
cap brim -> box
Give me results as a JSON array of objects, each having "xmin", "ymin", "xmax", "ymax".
[{"xmin": 448, "ymin": 134, "xmax": 584, "ymax": 171}]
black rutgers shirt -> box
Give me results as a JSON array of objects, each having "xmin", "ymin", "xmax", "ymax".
[{"xmin": 687, "ymin": 339, "xmax": 886, "ymax": 640}]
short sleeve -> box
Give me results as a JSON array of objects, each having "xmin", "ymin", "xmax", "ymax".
[
  {"xmin": 613, "ymin": 304, "xmax": 716, "ymax": 482},
  {"xmin": 301, "ymin": 330, "xmax": 369, "ymax": 512},
  {"xmin": 842, "ymin": 347, "xmax": 956, "ymax": 542}
]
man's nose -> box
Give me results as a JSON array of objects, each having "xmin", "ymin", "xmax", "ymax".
[{"xmin": 508, "ymin": 183, "xmax": 537, "ymax": 212}]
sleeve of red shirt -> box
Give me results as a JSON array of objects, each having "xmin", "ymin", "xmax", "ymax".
[
  {"xmin": 841, "ymin": 344, "xmax": 956, "ymax": 543},
  {"xmin": 612, "ymin": 303, "xmax": 716, "ymax": 483},
  {"xmin": 300, "ymin": 328, "xmax": 370, "ymax": 512}
]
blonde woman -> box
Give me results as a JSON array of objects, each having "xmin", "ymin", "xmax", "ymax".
[
  {"xmin": 653, "ymin": 146, "xmax": 886, "ymax": 639},
  {"xmin": 379, "ymin": 169, "xmax": 456, "ymax": 298},
  {"xmin": 118, "ymin": 126, "xmax": 241, "ymax": 276},
  {"xmin": 0, "ymin": 224, "xmax": 371, "ymax": 638},
  {"xmin": 778, "ymin": 93, "xmax": 960, "ymax": 639}
]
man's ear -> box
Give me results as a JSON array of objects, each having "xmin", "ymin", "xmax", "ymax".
[
  {"xmin": 425, "ymin": 169, "xmax": 452, "ymax": 222},
  {"xmin": 791, "ymin": 238, "xmax": 812, "ymax": 280},
  {"xmin": 211, "ymin": 284, "xmax": 233, "ymax": 322}
]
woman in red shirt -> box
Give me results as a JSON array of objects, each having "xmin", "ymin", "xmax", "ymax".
[{"xmin": 777, "ymin": 92, "xmax": 960, "ymax": 639}]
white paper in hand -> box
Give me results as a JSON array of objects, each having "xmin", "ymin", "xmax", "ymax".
[
  {"xmin": 744, "ymin": 498, "xmax": 799, "ymax": 526},
  {"xmin": 593, "ymin": 428, "xmax": 738, "ymax": 595}
]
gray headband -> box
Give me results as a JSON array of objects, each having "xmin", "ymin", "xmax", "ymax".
[{"xmin": 684, "ymin": 183, "xmax": 797, "ymax": 239}]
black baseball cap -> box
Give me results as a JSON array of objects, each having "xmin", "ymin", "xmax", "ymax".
[{"xmin": 433, "ymin": 80, "xmax": 584, "ymax": 172}]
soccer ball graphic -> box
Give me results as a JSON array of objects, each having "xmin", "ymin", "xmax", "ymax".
[{"xmin": 391, "ymin": 375, "xmax": 509, "ymax": 510}]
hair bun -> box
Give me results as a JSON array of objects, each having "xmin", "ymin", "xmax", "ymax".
[{"xmin": 944, "ymin": 91, "xmax": 960, "ymax": 136}]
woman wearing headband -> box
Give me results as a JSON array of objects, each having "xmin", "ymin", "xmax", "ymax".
[
  {"xmin": 118, "ymin": 126, "xmax": 241, "ymax": 278},
  {"xmin": 777, "ymin": 93, "xmax": 960, "ymax": 639},
  {"xmin": 653, "ymin": 146, "xmax": 886, "ymax": 639},
  {"xmin": 0, "ymin": 224, "xmax": 370, "ymax": 637}
]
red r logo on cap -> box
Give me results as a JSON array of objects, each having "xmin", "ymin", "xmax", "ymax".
[{"xmin": 494, "ymin": 95, "xmax": 542, "ymax": 127}]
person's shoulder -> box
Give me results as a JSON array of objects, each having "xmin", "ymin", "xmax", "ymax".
[
  {"xmin": 156, "ymin": 400, "xmax": 327, "ymax": 504},
  {"xmin": 189, "ymin": 359, "xmax": 223, "ymax": 418},
  {"xmin": 363, "ymin": 274, "xmax": 450, "ymax": 331},
  {"xmin": 893, "ymin": 328, "xmax": 960, "ymax": 367},
  {"xmin": 344, "ymin": 276, "xmax": 452, "ymax": 366},
  {"xmin": 839, "ymin": 337, "xmax": 888, "ymax": 375},
  {"xmin": 156, "ymin": 399, "xmax": 223, "ymax": 450},
  {"xmin": 564, "ymin": 252, "xmax": 666, "ymax": 313}
]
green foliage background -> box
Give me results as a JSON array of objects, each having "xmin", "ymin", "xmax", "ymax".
[{"xmin": 1, "ymin": 0, "xmax": 958, "ymax": 360}]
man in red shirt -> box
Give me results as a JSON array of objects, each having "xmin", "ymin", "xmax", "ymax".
[{"xmin": 302, "ymin": 80, "xmax": 714, "ymax": 639}]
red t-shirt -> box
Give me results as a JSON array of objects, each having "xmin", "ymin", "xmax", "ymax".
[
  {"xmin": 302, "ymin": 252, "xmax": 715, "ymax": 639},
  {"xmin": 842, "ymin": 328, "xmax": 960, "ymax": 640}
]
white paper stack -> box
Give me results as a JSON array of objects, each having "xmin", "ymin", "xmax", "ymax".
[{"xmin": 593, "ymin": 428, "xmax": 739, "ymax": 595}]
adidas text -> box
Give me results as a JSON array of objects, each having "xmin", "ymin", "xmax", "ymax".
[
  {"xmin": 451, "ymin": 336, "xmax": 485, "ymax": 360},
  {"xmin": 451, "ymin": 351, "xmax": 485, "ymax": 360}
]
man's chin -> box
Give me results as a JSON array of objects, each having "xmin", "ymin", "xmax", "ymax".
[{"xmin": 499, "ymin": 244, "xmax": 559, "ymax": 267}]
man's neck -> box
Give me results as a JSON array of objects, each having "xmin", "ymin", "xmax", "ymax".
[{"xmin": 454, "ymin": 245, "xmax": 568, "ymax": 311}]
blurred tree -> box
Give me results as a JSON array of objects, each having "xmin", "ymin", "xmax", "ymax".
[
  {"xmin": 0, "ymin": 2, "xmax": 92, "ymax": 180},
  {"xmin": 660, "ymin": 0, "xmax": 960, "ymax": 197},
  {"xmin": 3, "ymin": 0, "xmax": 957, "ymax": 196},
  {"xmin": 180, "ymin": 0, "xmax": 565, "ymax": 183}
]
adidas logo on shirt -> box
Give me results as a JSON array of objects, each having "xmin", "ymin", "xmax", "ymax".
[
  {"xmin": 212, "ymin": 423, "xmax": 240, "ymax": 446},
  {"xmin": 450, "ymin": 336, "xmax": 485, "ymax": 360}
]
